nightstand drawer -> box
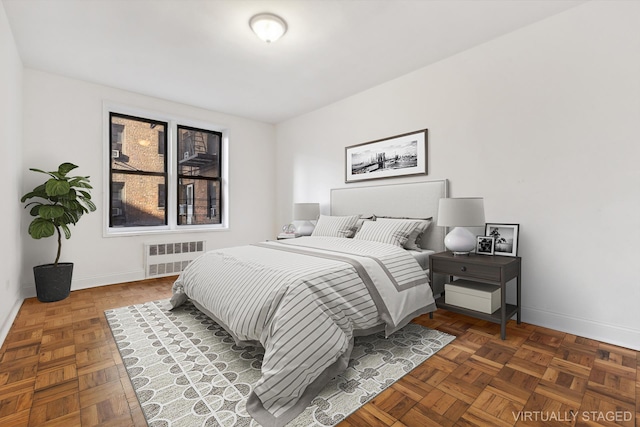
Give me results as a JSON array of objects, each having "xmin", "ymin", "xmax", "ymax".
[{"xmin": 431, "ymin": 258, "xmax": 501, "ymax": 281}]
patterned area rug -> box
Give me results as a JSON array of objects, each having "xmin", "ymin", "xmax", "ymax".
[{"xmin": 105, "ymin": 300, "xmax": 454, "ymax": 426}]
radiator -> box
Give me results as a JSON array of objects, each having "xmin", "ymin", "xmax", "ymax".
[{"xmin": 144, "ymin": 240, "xmax": 206, "ymax": 278}]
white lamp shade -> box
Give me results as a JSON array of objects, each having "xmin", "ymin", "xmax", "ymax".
[
  {"xmin": 249, "ymin": 13, "xmax": 287, "ymax": 43},
  {"xmin": 293, "ymin": 203, "xmax": 319, "ymax": 221},
  {"xmin": 437, "ymin": 198, "xmax": 485, "ymax": 227}
]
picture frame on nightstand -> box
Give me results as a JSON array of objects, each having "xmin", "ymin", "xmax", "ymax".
[
  {"xmin": 485, "ymin": 223, "xmax": 519, "ymax": 256},
  {"xmin": 476, "ymin": 236, "xmax": 495, "ymax": 255}
]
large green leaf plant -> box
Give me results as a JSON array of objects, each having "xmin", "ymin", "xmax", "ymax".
[{"xmin": 21, "ymin": 162, "xmax": 97, "ymax": 266}]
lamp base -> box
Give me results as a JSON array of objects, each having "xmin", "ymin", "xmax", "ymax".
[
  {"xmin": 293, "ymin": 220, "xmax": 315, "ymax": 236},
  {"xmin": 444, "ymin": 227, "xmax": 476, "ymax": 255}
]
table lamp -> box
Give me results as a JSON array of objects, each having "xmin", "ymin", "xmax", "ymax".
[
  {"xmin": 293, "ymin": 203, "xmax": 320, "ymax": 236},
  {"xmin": 437, "ymin": 198, "xmax": 485, "ymax": 255}
]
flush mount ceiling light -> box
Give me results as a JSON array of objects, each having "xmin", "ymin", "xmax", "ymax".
[{"xmin": 249, "ymin": 13, "xmax": 287, "ymax": 43}]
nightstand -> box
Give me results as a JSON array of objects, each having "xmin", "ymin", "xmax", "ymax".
[{"xmin": 429, "ymin": 251, "xmax": 521, "ymax": 340}]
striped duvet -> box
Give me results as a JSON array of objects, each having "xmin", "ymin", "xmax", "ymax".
[{"xmin": 170, "ymin": 236, "xmax": 436, "ymax": 426}]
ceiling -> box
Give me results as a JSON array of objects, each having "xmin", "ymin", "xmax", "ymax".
[{"xmin": 3, "ymin": 0, "xmax": 584, "ymax": 124}]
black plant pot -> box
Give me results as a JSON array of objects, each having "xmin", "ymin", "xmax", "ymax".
[{"xmin": 33, "ymin": 263, "xmax": 74, "ymax": 302}]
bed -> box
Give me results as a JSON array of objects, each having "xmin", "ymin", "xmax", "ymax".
[{"xmin": 170, "ymin": 179, "xmax": 448, "ymax": 427}]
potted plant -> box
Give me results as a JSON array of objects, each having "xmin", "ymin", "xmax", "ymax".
[{"xmin": 21, "ymin": 162, "xmax": 96, "ymax": 302}]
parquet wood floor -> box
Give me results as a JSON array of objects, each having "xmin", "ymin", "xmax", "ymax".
[{"xmin": 0, "ymin": 277, "xmax": 637, "ymax": 426}]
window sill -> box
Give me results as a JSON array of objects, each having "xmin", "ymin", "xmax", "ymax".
[{"xmin": 104, "ymin": 224, "xmax": 229, "ymax": 238}]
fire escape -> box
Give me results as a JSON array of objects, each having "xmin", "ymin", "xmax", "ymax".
[{"xmin": 179, "ymin": 132, "xmax": 214, "ymax": 170}]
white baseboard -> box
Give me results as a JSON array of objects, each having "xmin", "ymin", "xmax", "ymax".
[
  {"xmin": 72, "ymin": 270, "xmax": 147, "ymax": 291},
  {"xmin": 21, "ymin": 269, "xmax": 146, "ymax": 298},
  {"xmin": 0, "ymin": 297, "xmax": 24, "ymax": 349},
  {"xmin": 522, "ymin": 306, "xmax": 640, "ymax": 351}
]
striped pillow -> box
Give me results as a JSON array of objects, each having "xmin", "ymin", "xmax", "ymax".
[
  {"xmin": 311, "ymin": 215, "xmax": 361, "ymax": 238},
  {"xmin": 376, "ymin": 217, "xmax": 432, "ymax": 251},
  {"xmin": 353, "ymin": 219, "xmax": 420, "ymax": 247}
]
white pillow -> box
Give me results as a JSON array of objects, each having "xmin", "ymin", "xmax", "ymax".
[
  {"xmin": 311, "ymin": 214, "xmax": 361, "ymax": 238},
  {"xmin": 353, "ymin": 219, "xmax": 420, "ymax": 247},
  {"xmin": 353, "ymin": 215, "xmax": 375, "ymax": 235},
  {"xmin": 376, "ymin": 217, "xmax": 432, "ymax": 251}
]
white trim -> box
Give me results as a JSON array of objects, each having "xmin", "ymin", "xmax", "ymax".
[
  {"xmin": 522, "ymin": 306, "xmax": 640, "ymax": 351},
  {"xmin": 102, "ymin": 101, "xmax": 230, "ymax": 237},
  {"xmin": 0, "ymin": 297, "xmax": 23, "ymax": 349},
  {"xmin": 21, "ymin": 269, "xmax": 147, "ymax": 299},
  {"xmin": 102, "ymin": 224, "xmax": 230, "ymax": 237}
]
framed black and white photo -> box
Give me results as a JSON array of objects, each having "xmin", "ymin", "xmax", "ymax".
[
  {"xmin": 485, "ymin": 223, "xmax": 519, "ymax": 256},
  {"xmin": 476, "ymin": 236, "xmax": 495, "ymax": 255},
  {"xmin": 345, "ymin": 129, "xmax": 427, "ymax": 183}
]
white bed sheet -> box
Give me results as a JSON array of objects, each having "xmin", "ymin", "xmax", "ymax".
[{"xmin": 408, "ymin": 249, "xmax": 435, "ymax": 270}]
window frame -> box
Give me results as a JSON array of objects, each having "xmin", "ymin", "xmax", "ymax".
[
  {"xmin": 103, "ymin": 103, "xmax": 229, "ymax": 237},
  {"xmin": 176, "ymin": 124, "xmax": 223, "ymax": 227},
  {"xmin": 109, "ymin": 112, "xmax": 168, "ymax": 228}
]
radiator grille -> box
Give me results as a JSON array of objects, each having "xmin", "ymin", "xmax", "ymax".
[{"xmin": 144, "ymin": 241, "xmax": 205, "ymax": 278}]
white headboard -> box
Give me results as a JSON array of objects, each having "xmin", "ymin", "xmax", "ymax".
[{"xmin": 330, "ymin": 179, "xmax": 448, "ymax": 252}]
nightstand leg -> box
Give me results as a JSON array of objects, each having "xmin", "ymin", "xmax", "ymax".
[
  {"xmin": 500, "ymin": 280, "xmax": 506, "ymax": 340},
  {"xmin": 517, "ymin": 273, "xmax": 522, "ymax": 324}
]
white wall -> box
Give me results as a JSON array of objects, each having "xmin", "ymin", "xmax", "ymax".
[
  {"xmin": 21, "ymin": 70, "xmax": 277, "ymax": 294},
  {"xmin": 276, "ymin": 2, "xmax": 640, "ymax": 350},
  {"xmin": 0, "ymin": 1, "xmax": 24, "ymax": 344}
]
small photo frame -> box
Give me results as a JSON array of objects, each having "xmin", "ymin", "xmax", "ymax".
[
  {"xmin": 476, "ymin": 236, "xmax": 495, "ymax": 255},
  {"xmin": 485, "ymin": 223, "xmax": 520, "ymax": 256}
]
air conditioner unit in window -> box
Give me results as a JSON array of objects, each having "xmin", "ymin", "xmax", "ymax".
[
  {"xmin": 112, "ymin": 149, "xmax": 120, "ymax": 158},
  {"xmin": 112, "ymin": 207, "xmax": 122, "ymax": 216},
  {"xmin": 184, "ymin": 151, "xmax": 190, "ymax": 160},
  {"xmin": 179, "ymin": 204, "xmax": 186, "ymax": 215}
]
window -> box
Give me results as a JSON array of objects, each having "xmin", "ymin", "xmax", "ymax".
[
  {"xmin": 177, "ymin": 126, "xmax": 222, "ymax": 226},
  {"xmin": 109, "ymin": 113, "xmax": 167, "ymax": 227},
  {"xmin": 111, "ymin": 124, "xmax": 124, "ymax": 159},
  {"xmin": 107, "ymin": 107, "xmax": 226, "ymax": 234},
  {"xmin": 157, "ymin": 184, "xmax": 166, "ymax": 209},
  {"xmin": 157, "ymin": 129, "xmax": 165, "ymax": 155}
]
